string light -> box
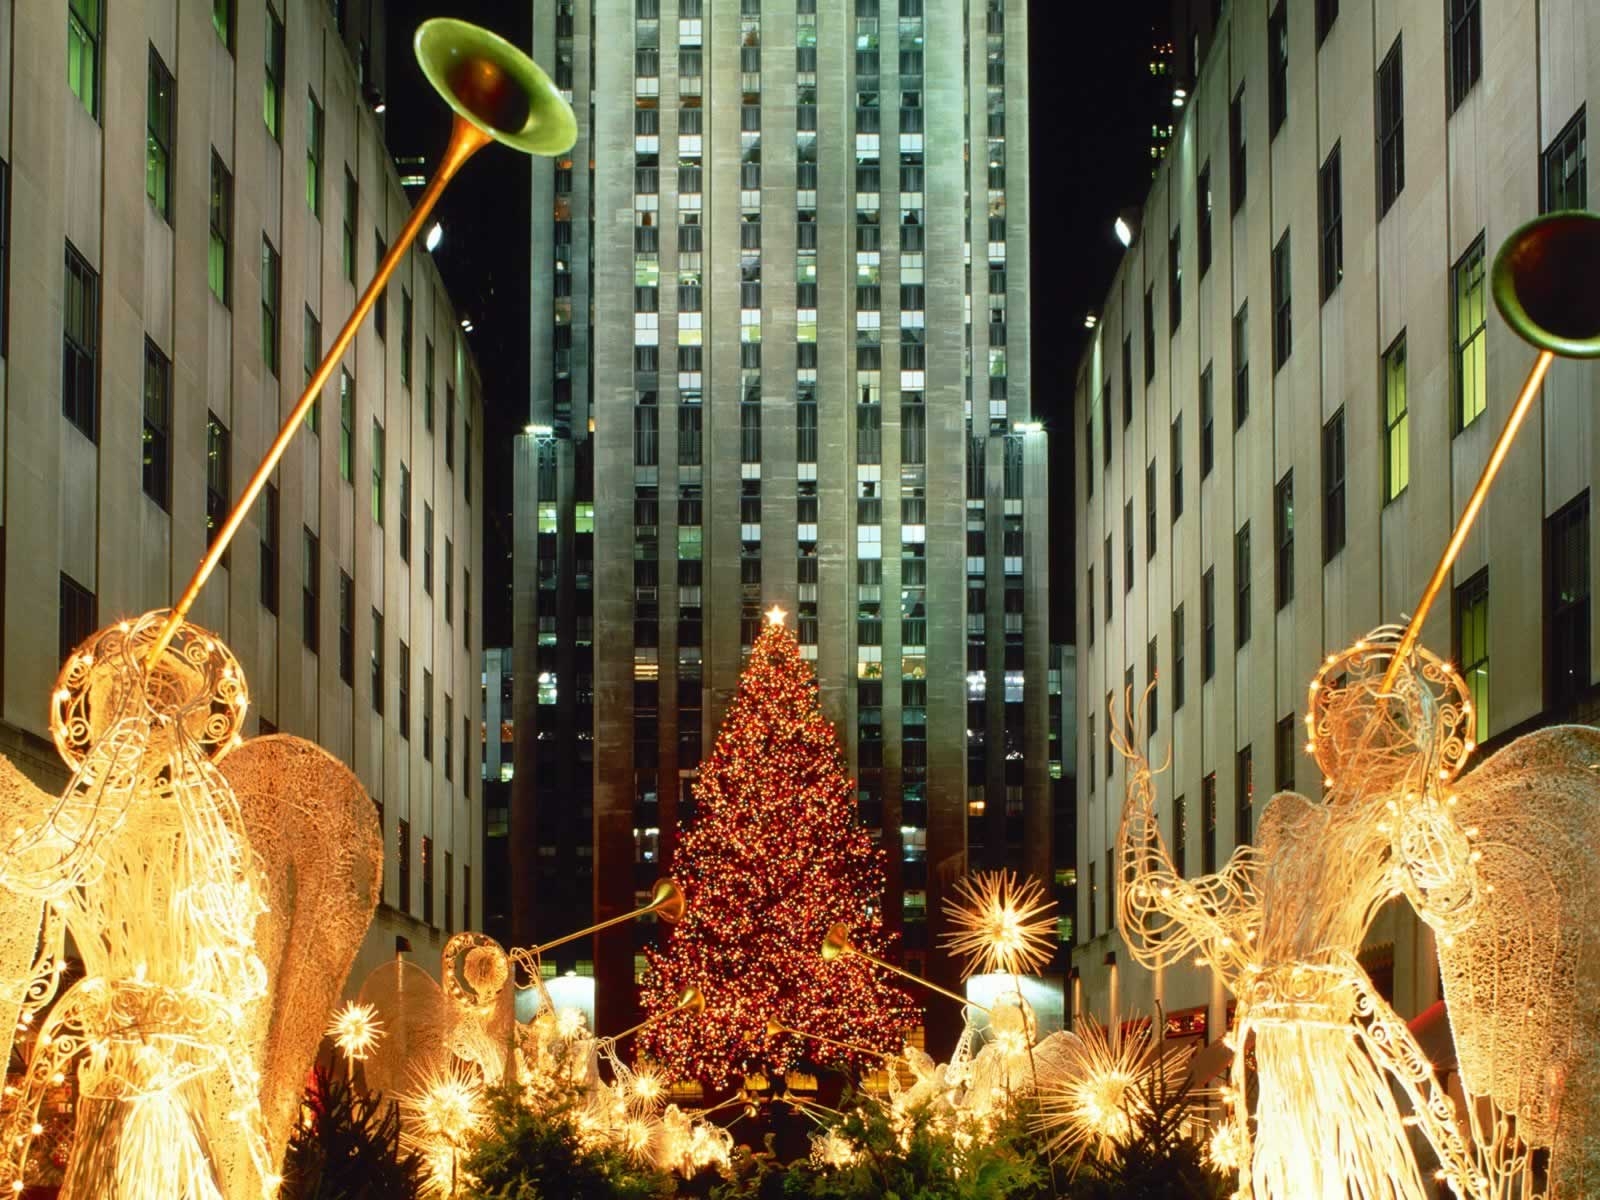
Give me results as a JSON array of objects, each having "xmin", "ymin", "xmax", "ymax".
[{"xmin": 940, "ymin": 870, "xmax": 1057, "ymax": 979}]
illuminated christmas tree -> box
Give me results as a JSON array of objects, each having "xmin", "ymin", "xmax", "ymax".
[{"xmin": 636, "ymin": 610, "xmax": 918, "ymax": 1087}]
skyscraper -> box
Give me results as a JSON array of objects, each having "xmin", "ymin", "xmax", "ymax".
[{"xmin": 518, "ymin": 0, "xmax": 1051, "ymax": 1040}]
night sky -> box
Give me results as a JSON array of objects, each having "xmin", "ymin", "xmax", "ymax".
[{"xmin": 383, "ymin": 0, "xmax": 1164, "ymax": 648}]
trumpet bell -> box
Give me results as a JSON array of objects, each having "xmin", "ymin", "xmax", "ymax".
[
  {"xmin": 1491, "ymin": 210, "xmax": 1600, "ymax": 359},
  {"xmin": 414, "ymin": 19, "xmax": 577, "ymax": 157},
  {"xmin": 821, "ymin": 923, "xmax": 853, "ymax": 961},
  {"xmin": 649, "ymin": 877, "xmax": 687, "ymax": 925},
  {"xmin": 678, "ymin": 985, "xmax": 707, "ymax": 1015}
]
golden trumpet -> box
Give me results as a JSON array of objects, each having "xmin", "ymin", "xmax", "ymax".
[
  {"xmin": 611, "ymin": 985, "xmax": 706, "ymax": 1044},
  {"xmin": 526, "ymin": 877, "xmax": 685, "ymax": 959},
  {"xmin": 146, "ymin": 20, "xmax": 576, "ymax": 668},
  {"xmin": 764, "ymin": 1017, "xmax": 890, "ymax": 1060},
  {"xmin": 819, "ymin": 922, "xmax": 987, "ymax": 1013},
  {"xmin": 1381, "ymin": 210, "xmax": 1600, "ymax": 693}
]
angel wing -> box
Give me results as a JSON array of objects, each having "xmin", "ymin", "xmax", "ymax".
[
  {"xmin": 221, "ymin": 734, "xmax": 383, "ymax": 1166},
  {"xmin": 1426, "ymin": 724, "xmax": 1600, "ymax": 1161}
]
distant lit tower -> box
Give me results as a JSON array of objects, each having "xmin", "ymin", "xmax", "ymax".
[
  {"xmin": 520, "ymin": 0, "xmax": 1053, "ymax": 1046},
  {"xmin": 1147, "ymin": 22, "xmax": 1177, "ymax": 177}
]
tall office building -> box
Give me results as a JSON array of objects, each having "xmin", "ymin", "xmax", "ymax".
[
  {"xmin": 517, "ymin": 0, "xmax": 1052, "ymax": 1037},
  {"xmin": 3, "ymin": 0, "xmax": 486, "ymax": 987},
  {"xmin": 1075, "ymin": 0, "xmax": 1596, "ymax": 1040}
]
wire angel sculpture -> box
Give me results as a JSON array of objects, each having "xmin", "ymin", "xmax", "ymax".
[
  {"xmin": 0, "ymin": 612, "xmax": 382, "ymax": 1198},
  {"xmin": 1118, "ymin": 626, "xmax": 1600, "ymax": 1199}
]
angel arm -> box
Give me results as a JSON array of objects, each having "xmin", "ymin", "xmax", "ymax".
[{"xmin": 1116, "ymin": 740, "xmax": 1259, "ymax": 981}]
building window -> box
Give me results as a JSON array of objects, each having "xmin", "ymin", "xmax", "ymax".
[
  {"xmin": 302, "ymin": 528, "xmax": 319, "ymax": 651},
  {"xmin": 1103, "ymin": 536, "xmax": 1112, "ymax": 623},
  {"xmin": 1172, "ymin": 604, "xmax": 1186, "ymax": 711},
  {"xmin": 374, "ymin": 234, "xmax": 387, "ymax": 339},
  {"xmin": 1170, "ymin": 414, "xmax": 1184, "ymax": 522},
  {"xmin": 371, "ymin": 420, "xmax": 385, "ymax": 526},
  {"xmin": 1271, "ymin": 231, "xmax": 1291, "ymax": 370},
  {"xmin": 1201, "ymin": 772, "xmax": 1217, "ymax": 872},
  {"xmin": 422, "ymin": 835, "xmax": 435, "ymax": 925},
  {"xmin": 259, "ymin": 483, "xmax": 278, "ymax": 614},
  {"xmin": 1316, "ymin": 0, "xmax": 1338, "ymax": 45},
  {"xmin": 206, "ymin": 414, "xmax": 230, "ymax": 549},
  {"xmin": 1383, "ymin": 333, "xmax": 1409, "ymax": 502},
  {"xmin": 141, "ymin": 340, "xmax": 171, "ymax": 509},
  {"xmin": 209, "ymin": 153, "xmax": 232, "ymax": 305},
  {"xmin": 445, "ymin": 539, "xmax": 455, "ymax": 624},
  {"xmin": 1235, "ymin": 745, "xmax": 1254, "ymax": 844},
  {"xmin": 1229, "ymin": 84, "xmax": 1246, "ymax": 216},
  {"xmin": 1152, "ymin": 643, "xmax": 1164, "ymax": 739},
  {"xmin": 59, "ymin": 573, "xmax": 97, "ymax": 664},
  {"xmin": 401, "ymin": 289, "xmax": 413, "ymax": 389},
  {"xmin": 423, "ymin": 672, "xmax": 434, "ymax": 761},
  {"xmin": 1124, "ymin": 501, "xmax": 1135, "ymax": 594},
  {"xmin": 1146, "ymin": 460, "xmax": 1158, "ymax": 561},
  {"xmin": 1122, "ymin": 337, "xmax": 1133, "ymax": 428},
  {"xmin": 147, "ymin": 48, "xmax": 174, "ymax": 220},
  {"xmin": 1542, "ymin": 107, "xmax": 1587, "ymax": 214},
  {"xmin": 1323, "ymin": 407, "xmax": 1346, "ymax": 562},
  {"xmin": 303, "ymin": 307, "xmax": 321, "ymax": 428},
  {"xmin": 1274, "ymin": 471, "xmax": 1293, "ymax": 610},
  {"xmin": 1454, "ymin": 569, "xmax": 1488, "ymax": 744},
  {"xmin": 1546, "ymin": 492, "xmax": 1590, "ymax": 714},
  {"xmin": 1234, "ymin": 521, "xmax": 1251, "ymax": 648},
  {"xmin": 1103, "ymin": 380, "xmax": 1113, "ymax": 465},
  {"xmin": 1268, "ymin": 2, "xmax": 1288, "ymax": 138},
  {"xmin": 1143, "ymin": 288, "xmax": 1156, "ymax": 383},
  {"xmin": 264, "ymin": 7, "xmax": 285, "ymax": 141},
  {"xmin": 371, "ymin": 609, "xmax": 384, "ymax": 713},
  {"xmin": 1275, "ymin": 713, "xmax": 1296, "ymax": 792},
  {"xmin": 339, "ymin": 370, "xmax": 354, "ymax": 481},
  {"xmin": 424, "ymin": 340, "xmax": 435, "ymax": 430},
  {"xmin": 444, "ymin": 696, "xmax": 454, "ymax": 782},
  {"xmin": 398, "ymin": 642, "xmax": 410, "ymax": 738},
  {"xmin": 424, "ymin": 504, "xmax": 434, "ymax": 595},
  {"xmin": 63, "ymin": 242, "xmax": 98, "ymax": 441},
  {"xmin": 1319, "ymin": 143, "xmax": 1342, "ymax": 301},
  {"xmin": 1087, "ymin": 565, "xmax": 1095, "ymax": 641},
  {"xmin": 1106, "ymin": 691, "xmax": 1114, "ymax": 780},
  {"xmin": 1199, "ymin": 364, "xmax": 1214, "ymax": 477},
  {"xmin": 1232, "ymin": 304, "xmax": 1249, "ymax": 428},
  {"xmin": 338, "ymin": 571, "xmax": 354, "ymax": 685},
  {"xmin": 1201, "ymin": 567, "xmax": 1216, "ymax": 681},
  {"xmin": 306, "ymin": 92, "xmax": 324, "ymax": 217},
  {"xmin": 1447, "ymin": 0, "xmax": 1481, "ymax": 112},
  {"xmin": 446, "ymin": 385, "xmax": 456, "ymax": 469},
  {"xmin": 1197, "ymin": 162, "xmax": 1212, "ymax": 278},
  {"xmin": 1168, "ymin": 227, "xmax": 1182, "ymax": 333},
  {"xmin": 68, "ymin": 0, "xmax": 101, "ymax": 119},
  {"xmin": 342, "ymin": 169, "xmax": 357, "ymax": 283},
  {"xmin": 1453, "ymin": 234, "xmax": 1487, "ymax": 432},
  {"xmin": 399, "ymin": 464, "xmax": 411, "ymax": 562},
  {"xmin": 1377, "ymin": 38, "xmax": 1405, "ymax": 216},
  {"xmin": 212, "ymin": 0, "xmax": 234, "ymax": 50},
  {"xmin": 1173, "ymin": 793, "xmax": 1188, "ymax": 876},
  {"xmin": 0, "ymin": 160, "xmax": 8, "ymax": 355},
  {"xmin": 261, "ymin": 236, "xmax": 280, "ymax": 376},
  {"xmin": 397, "ymin": 819, "xmax": 411, "ymax": 914}
]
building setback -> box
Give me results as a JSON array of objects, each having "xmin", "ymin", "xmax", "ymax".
[
  {"xmin": 1075, "ymin": 0, "xmax": 1597, "ymax": 1037},
  {"xmin": 4, "ymin": 0, "xmax": 486, "ymax": 986},
  {"xmin": 518, "ymin": 0, "xmax": 1052, "ymax": 1039}
]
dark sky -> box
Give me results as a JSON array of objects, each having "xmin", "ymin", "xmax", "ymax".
[{"xmin": 383, "ymin": 0, "xmax": 1164, "ymax": 647}]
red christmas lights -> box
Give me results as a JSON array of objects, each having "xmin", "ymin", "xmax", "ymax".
[{"xmin": 636, "ymin": 619, "xmax": 919, "ymax": 1087}]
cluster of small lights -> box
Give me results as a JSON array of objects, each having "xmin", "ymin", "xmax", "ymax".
[
  {"xmin": 637, "ymin": 619, "xmax": 918, "ymax": 1086},
  {"xmin": 940, "ymin": 870, "xmax": 1057, "ymax": 979}
]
